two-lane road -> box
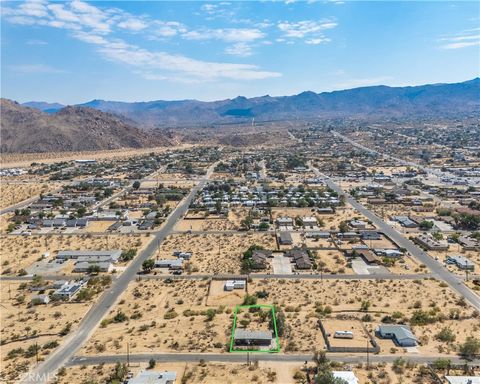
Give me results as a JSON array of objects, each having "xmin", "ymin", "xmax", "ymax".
[
  {"xmin": 22, "ymin": 165, "xmax": 216, "ymax": 384},
  {"xmin": 309, "ymin": 164, "xmax": 480, "ymax": 311}
]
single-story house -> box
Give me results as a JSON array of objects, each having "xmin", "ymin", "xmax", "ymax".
[
  {"xmin": 224, "ymin": 280, "xmax": 246, "ymax": 291},
  {"xmin": 279, "ymin": 232, "xmax": 293, "ymax": 245},
  {"xmin": 252, "ymin": 249, "xmax": 272, "ymax": 269},
  {"xmin": 286, "ymin": 249, "xmax": 312, "ymax": 269},
  {"xmin": 127, "ymin": 370, "xmax": 177, "ymax": 384},
  {"xmin": 360, "ymin": 231, "xmax": 382, "ymax": 241},
  {"xmin": 56, "ymin": 250, "xmax": 122, "ymax": 262},
  {"xmin": 53, "ymin": 281, "xmax": 83, "ymax": 300},
  {"xmin": 155, "ymin": 259, "xmax": 183, "ymax": 270},
  {"xmin": 376, "ymin": 324, "xmax": 417, "ymax": 347},
  {"xmin": 445, "ymin": 255, "xmax": 475, "ymax": 271},
  {"xmin": 234, "ymin": 329, "xmax": 272, "ymax": 346},
  {"xmin": 73, "ymin": 261, "xmax": 112, "ymax": 273}
]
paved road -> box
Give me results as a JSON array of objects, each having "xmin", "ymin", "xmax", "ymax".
[
  {"xmin": 68, "ymin": 352, "xmax": 479, "ymax": 367},
  {"xmin": 137, "ymin": 273, "xmax": 433, "ymax": 281},
  {"xmin": 310, "ymin": 165, "xmax": 480, "ymax": 311},
  {"xmin": 331, "ymin": 131, "xmax": 459, "ymax": 181},
  {"xmin": 1, "ymin": 272, "xmax": 435, "ymax": 284},
  {"xmin": 22, "ymin": 164, "xmax": 216, "ymax": 384}
]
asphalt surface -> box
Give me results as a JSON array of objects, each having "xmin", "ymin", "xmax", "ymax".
[
  {"xmin": 309, "ymin": 165, "xmax": 480, "ymax": 311},
  {"xmin": 136, "ymin": 273, "xmax": 433, "ymax": 281},
  {"xmin": 22, "ymin": 166, "xmax": 215, "ymax": 384},
  {"xmin": 68, "ymin": 352, "xmax": 480, "ymax": 366},
  {"xmin": 331, "ymin": 131, "xmax": 459, "ymax": 181}
]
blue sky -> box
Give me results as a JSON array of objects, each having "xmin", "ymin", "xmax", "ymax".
[{"xmin": 1, "ymin": 1, "xmax": 479, "ymax": 104}]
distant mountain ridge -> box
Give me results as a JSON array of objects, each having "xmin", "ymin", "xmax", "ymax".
[
  {"xmin": 1, "ymin": 99, "xmax": 173, "ymax": 153},
  {"xmin": 22, "ymin": 101, "xmax": 64, "ymax": 114},
  {"xmin": 21, "ymin": 78, "xmax": 480, "ymax": 128}
]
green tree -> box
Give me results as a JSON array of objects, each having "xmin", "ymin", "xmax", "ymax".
[
  {"xmin": 132, "ymin": 181, "xmax": 141, "ymax": 190},
  {"xmin": 142, "ymin": 259, "xmax": 155, "ymax": 273},
  {"xmin": 459, "ymin": 337, "xmax": 480, "ymax": 359},
  {"xmin": 148, "ymin": 358, "xmax": 156, "ymax": 369}
]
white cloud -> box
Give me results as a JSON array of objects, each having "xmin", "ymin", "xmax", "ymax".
[
  {"xmin": 277, "ymin": 19, "xmax": 337, "ymax": 45},
  {"xmin": 10, "ymin": 64, "xmax": 68, "ymax": 74},
  {"xmin": 183, "ymin": 28, "xmax": 265, "ymax": 43},
  {"xmin": 225, "ymin": 42, "xmax": 253, "ymax": 57},
  {"xmin": 3, "ymin": 0, "xmax": 281, "ymax": 82},
  {"xmin": 152, "ymin": 21, "xmax": 187, "ymax": 38},
  {"xmin": 439, "ymin": 32, "xmax": 480, "ymax": 49},
  {"xmin": 19, "ymin": 0, "xmax": 49, "ymax": 18},
  {"xmin": 278, "ymin": 20, "xmax": 337, "ymax": 38},
  {"xmin": 441, "ymin": 41, "xmax": 479, "ymax": 49},
  {"xmin": 305, "ymin": 37, "xmax": 331, "ymax": 45},
  {"xmin": 117, "ymin": 18, "xmax": 148, "ymax": 31}
]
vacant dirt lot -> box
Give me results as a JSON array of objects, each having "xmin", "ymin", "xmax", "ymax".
[
  {"xmin": 0, "ymin": 182, "xmax": 59, "ymax": 209},
  {"xmin": 249, "ymin": 278, "xmax": 477, "ymax": 355},
  {"xmin": 58, "ymin": 361, "xmax": 277, "ymax": 384},
  {"xmin": 154, "ymin": 233, "xmax": 276, "ymax": 274},
  {"xmin": 0, "ymin": 282, "xmax": 94, "ymax": 382},
  {"xmin": 81, "ymin": 280, "xmax": 233, "ymax": 356}
]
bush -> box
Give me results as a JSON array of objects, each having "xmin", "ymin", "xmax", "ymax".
[
  {"xmin": 164, "ymin": 310, "xmax": 178, "ymax": 320},
  {"xmin": 113, "ymin": 311, "xmax": 128, "ymax": 323},
  {"xmin": 436, "ymin": 327, "xmax": 456, "ymax": 343},
  {"xmin": 459, "ymin": 337, "xmax": 480, "ymax": 359}
]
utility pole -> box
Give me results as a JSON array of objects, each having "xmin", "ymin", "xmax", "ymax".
[
  {"xmin": 366, "ymin": 338, "xmax": 370, "ymax": 369},
  {"xmin": 127, "ymin": 342, "xmax": 130, "ymax": 367},
  {"xmin": 465, "ymin": 261, "xmax": 469, "ymax": 282},
  {"xmin": 35, "ymin": 342, "xmax": 39, "ymax": 365}
]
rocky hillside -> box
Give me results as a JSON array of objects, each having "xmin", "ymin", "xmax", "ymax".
[
  {"xmin": 72, "ymin": 78, "xmax": 480, "ymax": 127},
  {"xmin": 0, "ymin": 99, "xmax": 173, "ymax": 153}
]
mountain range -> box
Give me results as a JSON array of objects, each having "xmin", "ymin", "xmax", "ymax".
[
  {"xmin": 21, "ymin": 78, "xmax": 480, "ymax": 128},
  {"xmin": 0, "ymin": 99, "xmax": 174, "ymax": 153},
  {"xmin": 2, "ymin": 78, "xmax": 479, "ymax": 154}
]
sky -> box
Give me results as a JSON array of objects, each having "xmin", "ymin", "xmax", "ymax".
[{"xmin": 1, "ymin": 0, "xmax": 479, "ymax": 104}]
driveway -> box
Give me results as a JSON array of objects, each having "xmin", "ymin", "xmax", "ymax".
[{"xmin": 272, "ymin": 254, "xmax": 292, "ymax": 274}]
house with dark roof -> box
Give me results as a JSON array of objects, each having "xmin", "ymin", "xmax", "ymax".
[
  {"xmin": 286, "ymin": 249, "xmax": 312, "ymax": 269},
  {"xmin": 251, "ymin": 249, "xmax": 271, "ymax": 269},
  {"xmin": 278, "ymin": 232, "xmax": 293, "ymax": 245},
  {"xmin": 234, "ymin": 329, "xmax": 273, "ymax": 346}
]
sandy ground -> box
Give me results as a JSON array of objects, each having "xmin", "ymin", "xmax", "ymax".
[
  {"xmin": 0, "ymin": 234, "xmax": 152, "ymax": 276},
  {"xmin": 57, "ymin": 359, "xmax": 479, "ymax": 384},
  {"xmin": 81, "ymin": 280, "xmax": 233, "ymax": 355},
  {"xmin": 57, "ymin": 361, "xmax": 277, "ymax": 384},
  {"xmin": 0, "ymin": 144, "xmax": 195, "ymax": 168},
  {"xmin": 153, "ymin": 233, "xmax": 277, "ymax": 274},
  {"xmin": 0, "ymin": 182, "xmax": 59, "ymax": 209},
  {"xmin": 207, "ymin": 280, "xmax": 246, "ymax": 306},
  {"xmin": 249, "ymin": 278, "xmax": 477, "ymax": 354},
  {"xmin": 322, "ymin": 319, "xmax": 370, "ymax": 348},
  {"xmin": 313, "ymin": 249, "xmax": 353, "ymax": 274},
  {"xmin": 0, "ymin": 281, "xmax": 95, "ymax": 382},
  {"xmin": 81, "ymin": 276, "xmax": 478, "ymax": 357},
  {"xmin": 176, "ymin": 209, "xmax": 249, "ymax": 231}
]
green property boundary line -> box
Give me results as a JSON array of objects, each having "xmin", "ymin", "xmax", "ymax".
[{"xmin": 229, "ymin": 304, "xmax": 280, "ymax": 353}]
